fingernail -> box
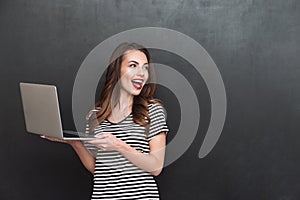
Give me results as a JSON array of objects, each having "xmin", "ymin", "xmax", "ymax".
[{"xmin": 40, "ymin": 135, "xmax": 45, "ymax": 138}]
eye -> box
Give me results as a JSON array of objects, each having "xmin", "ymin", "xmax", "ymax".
[
  {"xmin": 129, "ymin": 63, "xmax": 136, "ymax": 68},
  {"xmin": 143, "ymin": 64, "xmax": 149, "ymax": 71}
]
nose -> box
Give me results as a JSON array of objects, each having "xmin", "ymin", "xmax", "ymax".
[{"xmin": 136, "ymin": 65, "xmax": 145, "ymax": 77}]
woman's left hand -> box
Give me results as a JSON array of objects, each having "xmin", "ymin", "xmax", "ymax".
[{"xmin": 88, "ymin": 133, "xmax": 123, "ymax": 151}]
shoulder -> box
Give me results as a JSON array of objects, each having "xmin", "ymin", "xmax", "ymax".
[
  {"xmin": 148, "ymin": 101, "xmax": 167, "ymax": 118},
  {"xmin": 147, "ymin": 100, "xmax": 169, "ymax": 140},
  {"xmin": 85, "ymin": 107, "xmax": 101, "ymax": 120}
]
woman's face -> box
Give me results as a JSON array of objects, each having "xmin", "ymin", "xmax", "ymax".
[{"xmin": 119, "ymin": 50, "xmax": 149, "ymax": 96}]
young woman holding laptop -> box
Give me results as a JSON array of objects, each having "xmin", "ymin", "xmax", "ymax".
[{"xmin": 44, "ymin": 42, "xmax": 169, "ymax": 200}]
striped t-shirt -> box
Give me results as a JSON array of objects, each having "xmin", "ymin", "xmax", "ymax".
[{"xmin": 85, "ymin": 103, "xmax": 169, "ymax": 200}]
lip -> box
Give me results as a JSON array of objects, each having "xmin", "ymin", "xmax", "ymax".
[
  {"xmin": 132, "ymin": 78, "xmax": 144, "ymax": 82},
  {"xmin": 131, "ymin": 78, "xmax": 144, "ymax": 90}
]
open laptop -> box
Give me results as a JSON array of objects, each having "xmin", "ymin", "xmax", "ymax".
[{"xmin": 20, "ymin": 82, "xmax": 95, "ymax": 140}]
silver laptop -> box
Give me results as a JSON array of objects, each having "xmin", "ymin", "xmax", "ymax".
[{"xmin": 20, "ymin": 82, "xmax": 95, "ymax": 140}]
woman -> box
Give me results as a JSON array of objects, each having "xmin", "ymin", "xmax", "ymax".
[{"xmin": 45, "ymin": 42, "xmax": 169, "ymax": 200}]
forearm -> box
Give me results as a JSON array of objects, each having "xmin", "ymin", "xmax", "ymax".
[
  {"xmin": 70, "ymin": 142, "xmax": 95, "ymax": 174},
  {"xmin": 118, "ymin": 141, "xmax": 165, "ymax": 175},
  {"xmin": 87, "ymin": 133, "xmax": 166, "ymax": 175}
]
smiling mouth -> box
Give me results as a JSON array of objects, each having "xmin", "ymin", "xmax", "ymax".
[{"xmin": 131, "ymin": 79, "xmax": 143, "ymax": 90}]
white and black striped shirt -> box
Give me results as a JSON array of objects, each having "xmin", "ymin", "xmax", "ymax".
[{"xmin": 85, "ymin": 103, "xmax": 169, "ymax": 200}]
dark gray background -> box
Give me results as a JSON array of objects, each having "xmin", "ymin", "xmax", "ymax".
[{"xmin": 1, "ymin": 0, "xmax": 300, "ymax": 199}]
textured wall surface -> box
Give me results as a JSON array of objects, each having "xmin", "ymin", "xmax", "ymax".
[{"xmin": 0, "ymin": 0, "xmax": 299, "ymax": 199}]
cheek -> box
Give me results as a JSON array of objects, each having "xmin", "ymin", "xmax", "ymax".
[
  {"xmin": 145, "ymin": 71, "xmax": 149, "ymax": 82},
  {"xmin": 120, "ymin": 67, "xmax": 133, "ymax": 79},
  {"xmin": 120, "ymin": 65, "xmax": 128, "ymax": 77},
  {"xmin": 120, "ymin": 70, "xmax": 135, "ymax": 89}
]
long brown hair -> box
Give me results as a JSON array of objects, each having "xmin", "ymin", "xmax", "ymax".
[{"xmin": 89, "ymin": 42, "xmax": 157, "ymax": 132}]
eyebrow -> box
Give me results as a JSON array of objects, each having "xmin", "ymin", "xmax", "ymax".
[{"xmin": 128, "ymin": 60, "xmax": 148, "ymax": 65}]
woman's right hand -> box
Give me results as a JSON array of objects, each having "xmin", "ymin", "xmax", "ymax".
[{"xmin": 41, "ymin": 135, "xmax": 81, "ymax": 147}]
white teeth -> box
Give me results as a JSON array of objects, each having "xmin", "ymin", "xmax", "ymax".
[{"xmin": 132, "ymin": 80, "xmax": 143, "ymax": 84}]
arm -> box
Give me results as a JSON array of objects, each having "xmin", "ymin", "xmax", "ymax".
[
  {"xmin": 120, "ymin": 132, "xmax": 166, "ymax": 176},
  {"xmin": 42, "ymin": 136, "xmax": 95, "ymax": 174},
  {"xmin": 88, "ymin": 132, "xmax": 166, "ymax": 176},
  {"xmin": 70, "ymin": 142, "xmax": 96, "ymax": 174}
]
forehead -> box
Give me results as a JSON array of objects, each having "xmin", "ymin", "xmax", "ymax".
[{"xmin": 122, "ymin": 50, "xmax": 148, "ymax": 63}]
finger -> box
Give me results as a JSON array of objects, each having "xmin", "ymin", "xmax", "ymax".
[
  {"xmin": 99, "ymin": 146, "xmax": 106, "ymax": 151},
  {"xmin": 87, "ymin": 139, "xmax": 106, "ymax": 144},
  {"xmin": 42, "ymin": 135, "xmax": 56, "ymax": 141},
  {"xmin": 88, "ymin": 142, "xmax": 106, "ymax": 151},
  {"xmin": 95, "ymin": 133, "xmax": 109, "ymax": 139},
  {"xmin": 42, "ymin": 136, "xmax": 66, "ymax": 143}
]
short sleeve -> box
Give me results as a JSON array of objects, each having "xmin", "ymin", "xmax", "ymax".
[{"xmin": 147, "ymin": 104, "xmax": 169, "ymax": 141}]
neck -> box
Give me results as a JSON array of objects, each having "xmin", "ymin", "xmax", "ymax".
[
  {"xmin": 108, "ymin": 90, "xmax": 134, "ymax": 122},
  {"xmin": 116, "ymin": 90, "xmax": 134, "ymax": 112}
]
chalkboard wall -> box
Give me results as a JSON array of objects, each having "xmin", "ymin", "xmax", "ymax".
[{"xmin": 1, "ymin": 0, "xmax": 299, "ymax": 199}]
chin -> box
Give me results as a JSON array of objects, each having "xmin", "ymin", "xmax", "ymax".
[{"xmin": 132, "ymin": 90, "xmax": 142, "ymax": 96}]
